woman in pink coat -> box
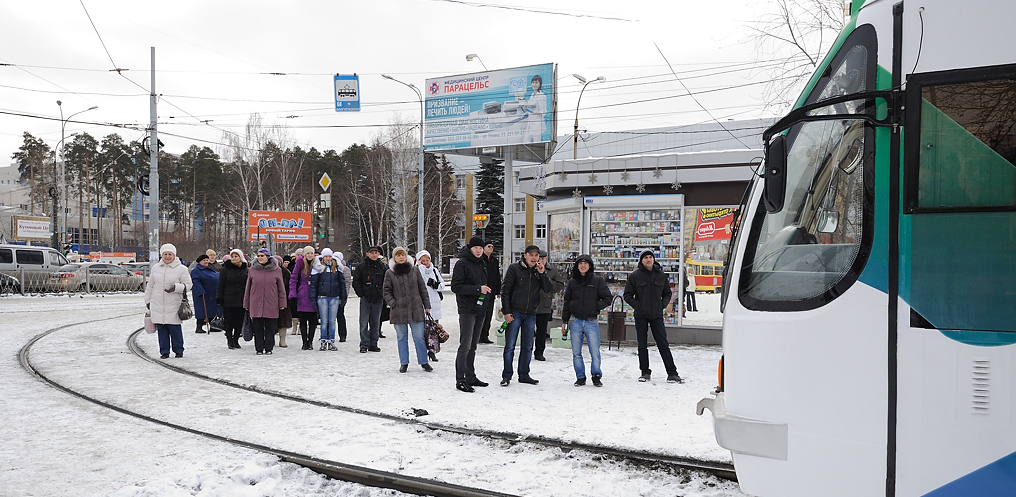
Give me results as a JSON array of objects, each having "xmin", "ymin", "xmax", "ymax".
[{"xmin": 244, "ymin": 248, "xmax": 287, "ymax": 355}]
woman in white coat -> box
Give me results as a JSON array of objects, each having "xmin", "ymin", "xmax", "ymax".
[
  {"xmin": 145, "ymin": 244, "xmax": 194, "ymax": 359},
  {"xmin": 416, "ymin": 250, "xmax": 445, "ymax": 362}
]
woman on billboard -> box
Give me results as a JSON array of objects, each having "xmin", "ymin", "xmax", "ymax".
[{"xmin": 523, "ymin": 74, "xmax": 547, "ymax": 143}]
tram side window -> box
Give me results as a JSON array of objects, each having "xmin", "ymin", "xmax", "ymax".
[{"xmin": 739, "ymin": 25, "xmax": 875, "ymax": 310}]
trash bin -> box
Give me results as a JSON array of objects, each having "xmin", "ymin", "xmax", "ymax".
[{"xmin": 606, "ymin": 296, "xmax": 626, "ymax": 349}]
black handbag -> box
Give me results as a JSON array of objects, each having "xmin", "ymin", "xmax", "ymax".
[
  {"xmin": 178, "ymin": 292, "xmax": 194, "ymax": 321},
  {"xmin": 242, "ymin": 311, "xmax": 254, "ymax": 341}
]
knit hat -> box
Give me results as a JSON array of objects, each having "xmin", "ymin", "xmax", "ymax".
[
  {"xmin": 222, "ymin": 255, "xmax": 230, "ymax": 262},
  {"xmin": 334, "ymin": 251, "xmax": 344, "ymax": 262},
  {"xmin": 468, "ymin": 237, "xmax": 485, "ymax": 248},
  {"xmin": 524, "ymin": 245, "xmax": 541, "ymax": 255},
  {"xmin": 282, "ymin": 255, "xmax": 293, "ymax": 264},
  {"xmin": 302, "ymin": 245, "xmax": 315, "ymax": 255},
  {"xmin": 159, "ymin": 243, "xmax": 177, "ymax": 256},
  {"xmin": 257, "ymin": 248, "xmax": 271, "ymax": 257},
  {"xmin": 416, "ymin": 250, "xmax": 431, "ymax": 262},
  {"xmin": 229, "ymin": 248, "xmax": 245, "ymax": 260},
  {"xmin": 392, "ymin": 246, "xmax": 408, "ymax": 258},
  {"xmin": 195, "ymin": 254, "xmax": 209, "ymax": 264},
  {"xmin": 639, "ymin": 249, "xmax": 655, "ymax": 262},
  {"xmin": 320, "ymin": 248, "xmax": 333, "ymax": 257}
]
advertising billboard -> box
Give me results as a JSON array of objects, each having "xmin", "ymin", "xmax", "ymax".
[
  {"xmin": 248, "ymin": 211, "xmax": 313, "ymax": 242},
  {"xmin": 13, "ymin": 216, "xmax": 52, "ymax": 240},
  {"xmin": 694, "ymin": 208, "xmax": 736, "ymax": 243},
  {"xmin": 424, "ymin": 63, "xmax": 556, "ymax": 152}
]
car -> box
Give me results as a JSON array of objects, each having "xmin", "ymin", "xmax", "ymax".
[
  {"xmin": 0, "ymin": 244, "xmax": 71, "ymax": 292},
  {"xmin": 0, "ymin": 272, "xmax": 21, "ymax": 294},
  {"xmin": 120, "ymin": 262, "xmax": 151, "ymax": 277},
  {"xmin": 48, "ymin": 262, "xmax": 146, "ymax": 292}
]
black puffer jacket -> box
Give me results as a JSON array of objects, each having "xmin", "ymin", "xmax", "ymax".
[
  {"xmin": 451, "ymin": 246, "xmax": 488, "ymax": 315},
  {"xmin": 352, "ymin": 257, "xmax": 387, "ymax": 303},
  {"xmin": 623, "ymin": 256, "xmax": 673, "ymax": 319},
  {"xmin": 501, "ymin": 258, "xmax": 551, "ymax": 315},
  {"xmin": 484, "ymin": 253, "xmax": 502, "ymax": 297},
  {"xmin": 562, "ymin": 255, "xmax": 612, "ymax": 322},
  {"xmin": 216, "ymin": 260, "xmax": 248, "ymax": 308}
]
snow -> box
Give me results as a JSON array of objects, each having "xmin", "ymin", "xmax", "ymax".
[{"xmin": 0, "ymin": 293, "xmax": 744, "ymax": 497}]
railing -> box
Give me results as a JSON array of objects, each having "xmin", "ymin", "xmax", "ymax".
[{"xmin": 0, "ymin": 268, "xmax": 149, "ymax": 296}]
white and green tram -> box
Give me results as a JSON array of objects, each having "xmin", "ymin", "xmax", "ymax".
[{"xmin": 698, "ymin": 1, "xmax": 1016, "ymax": 496}]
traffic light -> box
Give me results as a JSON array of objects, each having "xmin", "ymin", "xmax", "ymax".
[
  {"xmin": 473, "ymin": 213, "xmax": 490, "ymax": 229},
  {"xmin": 313, "ymin": 213, "xmax": 325, "ymax": 239},
  {"xmin": 327, "ymin": 228, "xmax": 335, "ymax": 243}
]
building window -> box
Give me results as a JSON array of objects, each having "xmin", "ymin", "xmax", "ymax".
[
  {"xmin": 535, "ymin": 224, "xmax": 547, "ymax": 239},
  {"xmin": 455, "ymin": 175, "xmax": 467, "ymax": 189},
  {"xmin": 19, "ymin": 204, "xmax": 29, "ymax": 210},
  {"xmin": 514, "ymin": 224, "xmax": 526, "ymax": 239},
  {"xmin": 514, "ymin": 197, "xmax": 526, "ymax": 212}
]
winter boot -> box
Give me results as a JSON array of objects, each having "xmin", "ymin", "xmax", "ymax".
[
  {"xmin": 320, "ymin": 340, "xmax": 327, "ymax": 351},
  {"xmin": 327, "ymin": 340, "xmax": 337, "ymax": 351},
  {"xmin": 428, "ymin": 351, "xmax": 439, "ymax": 362},
  {"xmin": 278, "ymin": 330, "xmax": 288, "ymax": 348}
]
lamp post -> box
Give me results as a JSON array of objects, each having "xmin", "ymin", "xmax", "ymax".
[
  {"xmin": 571, "ymin": 74, "xmax": 605, "ymax": 160},
  {"xmin": 465, "ymin": 53, "xmax": 488, "ymax": 71},
  {"xmin": 56, "ymin": 101, "xmax": 98, "ymax": 251},
  {"xmin": 382, "ymin": 74, "xmax": 425, "ymax": 253}
]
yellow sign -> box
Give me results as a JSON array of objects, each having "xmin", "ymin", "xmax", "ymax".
[{"xmin": 319, "ymin": 173, "xmax": 332, "ymax": 192}]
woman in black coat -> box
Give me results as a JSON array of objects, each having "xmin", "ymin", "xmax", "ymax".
[{"xmin": 216, "ymin": 249, "xmax": 249, "ymax": 350}]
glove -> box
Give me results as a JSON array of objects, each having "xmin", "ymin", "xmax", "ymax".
[
  {"xmin": 164, "ymin": 283, "xmax": 177, "ymax": 293},
  {"xmin": 427, "ymin": 278, "xmax": 439, "ymax": 289},
  {"xmin": 146, "ymin": 302, "xmax": 150, "ymax": 309}
]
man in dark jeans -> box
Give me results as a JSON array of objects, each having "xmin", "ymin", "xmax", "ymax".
[
  {"xmin": 451, "ymin": 237, "xmax": 492, "ymax": 393},
  {"xmin": 534, "ymin": 250, "xmax": 566, "ymax": 361},
  {"xmin": 352, "ymin": 246, "xmax": 386, "ymax": 353},
  {"xmin": 623, "ymin": 250, "xmax": 684, "ymax": 384},
  {"xmin": 478, "ymin": 242, "xmax": 501, "ymax": 344},
  {"xmin": 500, "ymin": 245, "xmax": 551, "ymax": 386}
]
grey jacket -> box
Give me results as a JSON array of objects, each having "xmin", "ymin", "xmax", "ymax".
[
  {"xmin": 382, "ymin": 257, "xmax": 431, "ymax": 325},
  {"xmin": 537, "ymin": 263, "xmax": 566, "ymax": 315}
]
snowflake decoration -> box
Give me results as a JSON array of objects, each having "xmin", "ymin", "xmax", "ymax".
[
  {"xmin": 671, "ymin": 179, "xmax": 682, "ymax": 190},
  {"xmin": 652, "ymin": 168, "xmax": 663, "ymax": 178},
  {"xmin": 636, "ymin": 182, "xmax": 646, "ymax": 193},
  {"xmin": 572, "ymin": 187, "xmax": 584, "ymax": 198},
  {"xmin": 620, "ymin": 171, "xmax": 630, "ymax": 182},
  {"xmin": 603, "ymin": 184, "xmax": 614, "ymax": 195},
  {"xmin": 588, "ymin": 173, "xmax": 598, "ymax": 184},
  {"xmin": 558, "ymin": 171, "xmax": 569, "ymax": 181}
]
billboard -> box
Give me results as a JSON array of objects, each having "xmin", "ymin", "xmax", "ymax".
[
  {"xmin": 248, "ymin": 211, "xmax": 312, "ymax": 242},
  {"xmin": 424, "ymin": 63, "xmax": 556, "ymax": 152},
  {"xmin": 13, "ymin": 216, "xmax": 51, "ymax": 240},
  {"xmin": 694, "ymin": 208, "xmax": 736, "ymax": 243}
]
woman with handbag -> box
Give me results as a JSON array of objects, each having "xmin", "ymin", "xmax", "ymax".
[
  {"xmin": 382, "ymin": 247, "xmax": 432, "ymax": 373},
  {"xmin": 289, "ymin": 246, "xmax": 319, "ymax": 350},
  {"xmin": 416, "ymin": 250, "xmax": 444, "ymax": 362},
  {"xmin": 190, "ymin": 254, "xmax": 220, "ymax": 334},
  {"xmin": 216, "ymin": 249, "xmax": 248, "ymax": 350},
  {"xmin": 145, "ymin": 244, "xmax": 193, "ymax": 359},
  {"xmin": 244, "ymin": 248, "xmax": 288, "ymax": 355}
]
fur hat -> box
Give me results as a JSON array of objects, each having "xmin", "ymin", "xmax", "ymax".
[
  {"xmin": 159, "ymin": 243, "xmax": 177, "ymax": 256},
  {"xmin": 195, "ymin": 254, "xmax": 209, "ymax": 264},
  {"xmin": 334, "ymin": 251, "xmax": 344, "ymax": 262},
  {"xmin": 416, "ymin": 250, "xmax": 431, "ymax": 262}
]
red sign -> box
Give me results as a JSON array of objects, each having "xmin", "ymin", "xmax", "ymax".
[
  {"xmin": 248, "ymin": 211, "xmax": 313, "ymax": 242},
  {"xmin": 694, "ymin": 208, "xmax": 735, "ymax": 242}
]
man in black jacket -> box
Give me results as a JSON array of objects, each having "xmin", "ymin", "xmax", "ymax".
[
  {"xmin": 450, "ymin": 237, "xmax": 492, "ymax": 393},
  {"xmin": 534, "ymin": 249, "xmax": 566, "ymax": 361},
  {"xmin": 562, "ymin": 254, "xmax": 612, "ymax": 387},
  {"xmin": 478, "ymin": 242, "xmax": 501, "ymax": 344},
  {"xmin": 623, "ymin": 250, "xmax": 683, "ymax": 383},
  {"xmin": 353, "ymin": 246, "xmax": 386, "ymax": 353},
  {"xmin": 499, "ymin": 245, "xmax": 552, "ymax": 386}
]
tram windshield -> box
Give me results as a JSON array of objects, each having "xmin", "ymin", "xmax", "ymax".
[{"xmin": 740, "ymin": 28, "xmax": 875, "ymax": 308}]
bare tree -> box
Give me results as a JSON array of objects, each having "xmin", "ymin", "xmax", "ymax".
[
  {"xmin": 382, "ymin": 114, "xmax": 421, "ymax": 249},
  {"xmin": 220, "ymin": 113, "xmax": 281, "ymax": 214},
  {"xmin": 749, "ymin": 0, "xmax": 848, "ymax": 113}
]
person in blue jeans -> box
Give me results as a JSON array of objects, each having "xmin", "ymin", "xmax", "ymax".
[
  {"xmin": 381, "ymin": 246, "xmax": 432, "ymax": 373},
  {"xmin": 561, "ymin": 254, "xmax": 612, "ymax": 386},
  {"xmin": 499, "ymin": 245, "xmax": 551, "ymax": 386},
  {"xmin": 310, "ymin": 248, "xmax": 347, "ymax": 351}
]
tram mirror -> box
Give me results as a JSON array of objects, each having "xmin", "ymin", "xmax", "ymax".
[
  {"xmin": 763, "ymin": 134, "xmax": 788, "ymax": 213},
  {"xmin": 816, "ymin": 208, "xmax": 839, "ymax": 233}
]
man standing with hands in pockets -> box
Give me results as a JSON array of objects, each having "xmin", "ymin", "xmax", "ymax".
[{"xmin": 499, "ymin": 245, "xmax": 552, "ymax": 387}]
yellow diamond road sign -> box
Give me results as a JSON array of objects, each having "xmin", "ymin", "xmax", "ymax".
[{"xmin": 319, "ymin": 173, "xmax": 331, "ymax": 192}]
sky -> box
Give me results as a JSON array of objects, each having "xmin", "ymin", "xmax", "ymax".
[{"xmin": 0, "ymin": 0, "xmax": 784, "ymax": 168}]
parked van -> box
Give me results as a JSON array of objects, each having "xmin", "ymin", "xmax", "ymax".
[{"xmin": 0, "ymin": 244, "xmax": 71, "ymax": 292}]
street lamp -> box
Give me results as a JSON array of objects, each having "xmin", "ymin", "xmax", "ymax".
[
  {"xmin": 571, "ymin": 74, "xmax": 605, "ymax": 160},
  {"xmin": 55, "ymin": 100, "xmax": 98, "ymax": 250},
  {"xmin": 382, "ymin": 74, "xmax": 425, "ymax": 253},
  {"xmin": 465, "ymin": 53, "xmax": 488, "ymax": 71}
]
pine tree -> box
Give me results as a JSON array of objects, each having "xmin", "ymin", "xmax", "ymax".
[{"xmin": 474, "ymin": 158, "xmax": 504, "ymax": 252}]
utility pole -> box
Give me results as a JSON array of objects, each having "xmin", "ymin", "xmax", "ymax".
[{"xmin": 148, "ymin": 47, "xmax": 160, "ymax": 261}]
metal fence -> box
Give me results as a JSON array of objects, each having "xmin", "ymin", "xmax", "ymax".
[{"xmin": 0, "ymin": 268, "xmax": 149, "ymax": 296}]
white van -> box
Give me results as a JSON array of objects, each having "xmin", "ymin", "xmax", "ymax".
[{"xmin": 0, "ymin": 244, "xmax": 71, "ymax": 292}]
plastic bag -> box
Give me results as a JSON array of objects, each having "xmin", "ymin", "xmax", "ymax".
[{"xmin": 144, "ymin": 312, "xmax": 156, "ymax": 334}]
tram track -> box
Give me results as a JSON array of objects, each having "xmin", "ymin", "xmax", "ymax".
[
  {"xmin": 18, "ymin": 316, "xmax": 518, "ymax": 497},
  {"xmin": 125, "ymin": 329, "xmax": 737, "ymax": 481}
]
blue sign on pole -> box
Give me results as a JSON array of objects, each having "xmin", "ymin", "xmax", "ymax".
[{"xmin": 334, "ymin": 74, "xmax": 360, "ymax": 112}]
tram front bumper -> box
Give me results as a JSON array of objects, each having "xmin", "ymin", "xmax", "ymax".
[{"xmin": 697, "ymin": 392, "xmax": 788, "ymax": 461}]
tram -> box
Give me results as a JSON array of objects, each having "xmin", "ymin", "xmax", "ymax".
[{"xmin": 697, "ymin": 1, "xmax": 1016, "ymax": 496}]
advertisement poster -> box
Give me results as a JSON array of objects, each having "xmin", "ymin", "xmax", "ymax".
[
  {"xmin": 694, "ymin": 208, "xmax": 736, "ymax": 243},
  {"xmin": 13, "ymin": 216, "xmax": 51, "ymax": 240},
  {"xmin": 247, "ymin": 211, "xmax": 312, "ymax": 242},
  {"xmin": 424, "ymin": 63, "xmax": 555, "ymax": 151}
]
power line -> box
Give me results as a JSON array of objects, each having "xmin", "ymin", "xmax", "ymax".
[{"xmin": 420, "ymin": 0, "xmax": 632, "ymax": 21}]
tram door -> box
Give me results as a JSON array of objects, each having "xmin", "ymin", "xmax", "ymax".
[{"xmin": 897, "ymin": 68, "xmax": 1016, "ymax": 496}]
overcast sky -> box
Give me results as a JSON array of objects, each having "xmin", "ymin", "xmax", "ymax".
[{"xmin": 0, "ymin": 0, "xmax": 782, "ymax": 167}]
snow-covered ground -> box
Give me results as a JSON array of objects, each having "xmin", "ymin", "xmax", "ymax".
[{"xmin": 0, "ymin": 293, "xmax": 744, "ymax": 497}]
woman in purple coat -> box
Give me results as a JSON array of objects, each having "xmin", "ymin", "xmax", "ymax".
[
  {"xmin": 289, "ymin": 246, "xmax": 319, "ymax": 350},
  {"xmin": 243, "ymin": 248, "xmax": 287, "ymax": 355}
]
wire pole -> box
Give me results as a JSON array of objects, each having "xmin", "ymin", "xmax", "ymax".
[{"xmin": 148, "ymin": 46, "xmax": 160, "ymax": 261}]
